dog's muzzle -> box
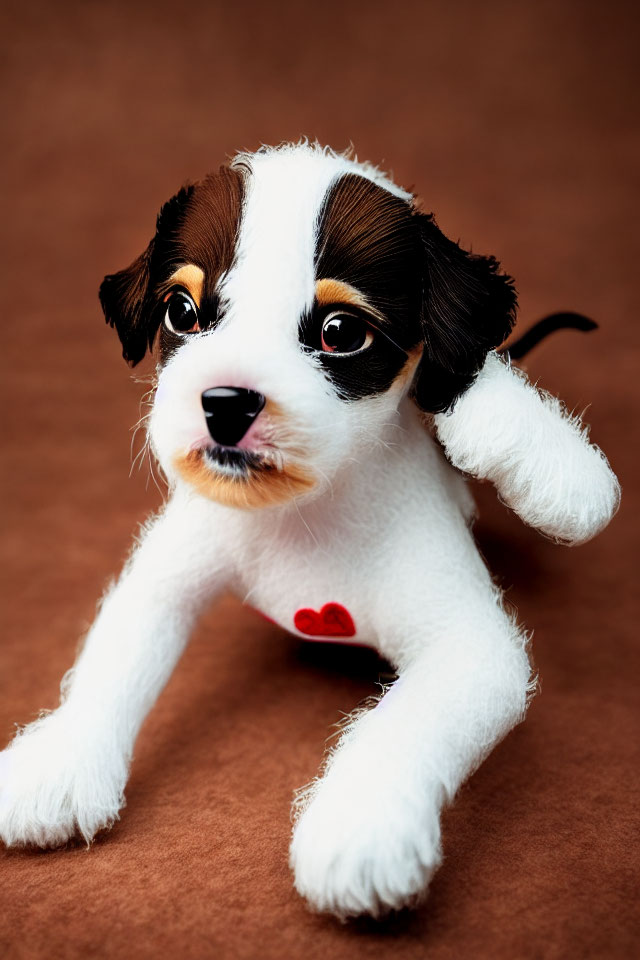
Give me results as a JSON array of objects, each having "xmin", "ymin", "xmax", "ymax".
[{"xmin": 201, "ymin": 386, "xmax": 266, "ymax": 446}]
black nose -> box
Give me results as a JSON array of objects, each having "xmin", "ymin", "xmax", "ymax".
[{"xmin": 201, "ymin": 386, "xmax": 266, "ymax": 447}]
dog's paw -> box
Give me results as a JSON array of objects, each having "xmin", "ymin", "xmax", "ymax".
[
  {"xmin": 0, "ymin": 709, "xmax": 126, "ymax": 848},
  {"xmin": 289, "ymin": 770, "xmax": 443, "ymax": 919}
]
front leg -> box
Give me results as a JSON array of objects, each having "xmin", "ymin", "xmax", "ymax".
[
  {"xmin": 0, "ymin": 490, "xmax": 227, "ymax": 848},
  {"xmin": 290, "ymin": 578, "xmax": 533, "ymax": 919},
  {"xmin": 434, "ymin": 351, "xmax": 620, "ymax": 544}
]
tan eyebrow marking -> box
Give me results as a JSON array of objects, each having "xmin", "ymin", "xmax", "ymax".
[
  {"xmin": 315, "ymin": 278, "xmax": 384, "ymax": 321},
  {"xmin": 393, "ymin": 343, "xmax": 423, "ymax": 388},
  {"xmin": 168, "ymin": 264, "xmax": 205, "ymax": 307}
]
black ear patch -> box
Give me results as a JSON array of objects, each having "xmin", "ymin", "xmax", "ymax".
[
  {"xmin": 99, "ymin": 185, "xmax": 195, "ymax": 366},
  {"xmin": 99, "ymin": 238, "xmax": 156, "ymax": 366},
  {"xmin": 412, "ymin": 213, "xmax": 517, "ymax": 413}
]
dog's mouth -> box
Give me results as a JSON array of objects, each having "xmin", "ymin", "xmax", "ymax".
[
  {"xmin": 173, "ymin": 443, "xmax": 316, "ymax": 509},
  {"xmin": 203, "ymin": 445, "xmax": 267, "ymax": 478}
]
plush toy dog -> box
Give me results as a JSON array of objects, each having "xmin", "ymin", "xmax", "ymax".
[{"xmin": 0, "ymin": 142, "xmax": 620, "ymax": 919}]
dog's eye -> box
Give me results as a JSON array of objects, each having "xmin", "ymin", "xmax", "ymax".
[
  {"xmin": 320, "ymin": 312, "xmax": 374, "ymax": 354},
  {"xmin": 164, "ymin": 291, "xmax": 200, "ymax": 335}
]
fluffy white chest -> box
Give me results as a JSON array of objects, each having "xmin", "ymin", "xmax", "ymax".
[
  {"xmin": 205, "ymin": 413, "xmax": 476, "ymax": 653},
  {"xmin": 242, "ymin": 543, "xmax": 378, "ymax": 645}
]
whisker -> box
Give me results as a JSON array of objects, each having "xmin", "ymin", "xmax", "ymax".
[{"xmin": 293, "ymin": 498, "xmax": 320, "ymax": 548}]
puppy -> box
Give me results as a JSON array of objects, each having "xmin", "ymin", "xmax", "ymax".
[{"xmin": 0, "ymin": 142, "xmax": 620, "ymax": 919}]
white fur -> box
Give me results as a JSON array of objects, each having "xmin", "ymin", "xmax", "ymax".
[
  {"xmin": 0, "ymin": 142, "xmax": 619, "ymax": 920},
  {"xmin": 0, "ymin": 490, "xmax": 225, "ymax": 847},
  {"xmin": 435, "ymin": 352, "xmax": 620, "ymax": 544}
]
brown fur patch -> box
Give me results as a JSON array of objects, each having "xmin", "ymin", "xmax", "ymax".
[
  {"xmin": 172, "ymin": 166, "xmax": 244, "ymax": 299},
  {"xmin": 315, "ymin": 173, "xmax": 422, "ymax": 325},
  {"xmin": 174, "ymin": 450, "xmax": 315, "ymax": 509},
  {"xmin": 305, "ymin": 177, "xmax": 422, "ymax": 401},
  {"xmin": 156, "ymin": 167, "xmax": 246, "ymax": 363},
  {"xmin": 101, "ymin": 165, "xmax": 245, "ymax": 366}
]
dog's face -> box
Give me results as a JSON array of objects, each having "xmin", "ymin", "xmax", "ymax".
[{"xmin": 100, "ymin": 144, "xmax": 516, "ymax": 509}]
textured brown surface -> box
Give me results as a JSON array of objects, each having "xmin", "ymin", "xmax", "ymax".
[{"xmin": 1, "ymin": 1, "xmax": 639, "ymax": 957}]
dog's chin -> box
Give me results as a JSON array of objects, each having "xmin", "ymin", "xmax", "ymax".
[{"xmin": 172, "ymin": 445, "xmax": 316, "ymax": 509}]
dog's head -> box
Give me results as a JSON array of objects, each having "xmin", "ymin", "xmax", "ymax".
[{"xmin": 100, "ymin": 143, "xmax": 516, "ymax": 509}]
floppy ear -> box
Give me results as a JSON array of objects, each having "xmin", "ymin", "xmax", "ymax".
[
  {"xmin": 412, "ymin": 213, "xmax": 517, "ymax": 413},
  {"xmin": 99, "ymin": 185, "xmax": 194, "ymax": 365}
]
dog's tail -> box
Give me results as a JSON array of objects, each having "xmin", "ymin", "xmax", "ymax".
[{"xmin": 499, "ymin": 312, "xmax": 598, "ymax": 361}]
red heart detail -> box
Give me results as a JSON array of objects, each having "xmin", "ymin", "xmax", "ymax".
[{"xmin": 294, "ymin": 603, "xmax": 356, "ymax": 638}]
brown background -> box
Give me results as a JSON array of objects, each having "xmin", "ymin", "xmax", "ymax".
[{"xmin": 1, "ymin": 1, "xmax": 638, "ymax": 957}]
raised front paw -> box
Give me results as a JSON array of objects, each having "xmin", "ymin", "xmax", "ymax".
[
  {"xmin": 289, "ymin": 769, "xmax": 443, "ymax": 919},
  {"xmin": 0, "ymin": 709, "xmax": 126, "ymax": 848}
]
